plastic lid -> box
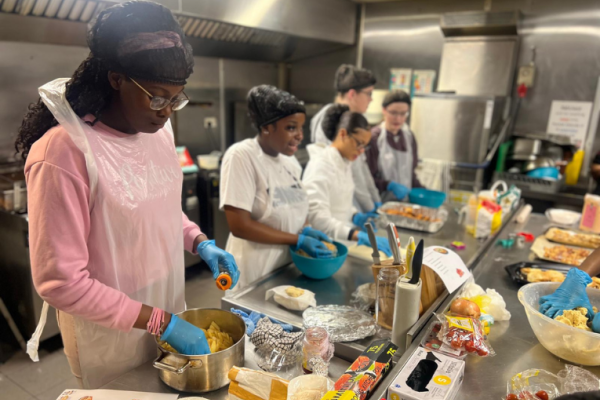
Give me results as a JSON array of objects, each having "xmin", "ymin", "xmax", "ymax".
[{"xmin": 216, "ymin": 273, "xmax": 232, "ymax": 291}]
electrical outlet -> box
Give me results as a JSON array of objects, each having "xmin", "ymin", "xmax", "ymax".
[
  {"xmin": 204, "ymin": 117, "xmax": 218, "ymax": 128},
  {"xmin": 517, "ymin": 65, "xmax": 536, "ymax": 88}
]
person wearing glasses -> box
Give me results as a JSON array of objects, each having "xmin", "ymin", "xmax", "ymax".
[
  {"xmin": 220, "ymin": 85, "xmax": 333, "ymax": 291},
  {"xmin": 15, "ymin": 2, "xmax": 238, "ymax": 388},
  {"xmin": 303, "ymin": 104, "xmax": 393, "ymax": 255},
  {"xmin": 366, "ymin": 90, "xmax": 423, "ymax": 202},
  {"xmin": 311, "ymin": 64, "xmax": 382, "ymax": 215}
]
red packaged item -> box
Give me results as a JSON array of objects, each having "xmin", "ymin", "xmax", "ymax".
[
  {"xmin": 323, "ymin": 340, "xmax": 397, "ymax": 400},
  {"xmin": 505, "ymin": 369, "xmax": 561, "ymax": 400},
  {"xmin": 435, "ymin": 313, "xmax": 495, "ymax": 357}
]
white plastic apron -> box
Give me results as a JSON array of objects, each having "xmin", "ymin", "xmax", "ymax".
[
  {"xmin": 226, "ymin": 154, "xmax": 308, "ymax": 292},
  {"xmin": 377, "ymin": 122, "xmax": 414, "ymax": 190},
  {"xmin": 27, "ymin": 78, "xmax": 185, "ymax": 388}
]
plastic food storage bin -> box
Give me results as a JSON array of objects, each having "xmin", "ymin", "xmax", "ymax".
[{"xmin": 519, "ymin": 282, "xmax": 600, "ymax": 366}]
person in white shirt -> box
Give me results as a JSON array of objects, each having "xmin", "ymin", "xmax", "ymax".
[
  {"xmin": 303, "ymin": 104, "xmax": 392, "ymax": 255},
  {"xmin": 220, "ymin": 85, "xmax": 333, "ymax": 291},
  {"xmin": 310, "ymin": 64, "xmax": 381, "ymax": 214}
]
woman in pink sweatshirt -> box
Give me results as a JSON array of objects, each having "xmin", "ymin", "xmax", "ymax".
[{"xmin": 14, "ymin": 1, "xmax": 239, "ymax": 389}]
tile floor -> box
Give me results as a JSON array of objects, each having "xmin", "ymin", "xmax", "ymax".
[{"xmin": 0, "ymin": 264, "xmax": 222, "ymax": 400}]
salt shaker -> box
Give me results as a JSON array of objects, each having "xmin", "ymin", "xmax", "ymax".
[
  {"xmin": 302, "ymin": 327, "xmax": 333, "ymax": 376},
  {"xmin": 376, "ymin": 268, "xmax": 399, "ymax": 330}
]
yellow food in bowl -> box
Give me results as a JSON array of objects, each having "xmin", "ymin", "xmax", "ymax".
[
  {"xmin": 555, "ymin": 308, "xmax": 592, "ymax": 331},
  {"xmin": 160, "ymin": 321, "xmax": 234, "ymax": 354},
  {"xmin": 296, "ymin": 241, "xmax": 337, "ymax": 258}
]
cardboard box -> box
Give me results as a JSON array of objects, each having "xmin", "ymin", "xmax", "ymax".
[
  {"xmin": 322, "ymin": 340, "xmax": 398, "ymax": 400},
  {"xmin": 387, "ymin": 347, "xmax": 464, "ymax": 400}
]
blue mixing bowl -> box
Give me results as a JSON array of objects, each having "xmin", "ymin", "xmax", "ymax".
[
  {"xmin": 290, "ymin": 241, "xmax": 348, "ymax": 280},
  {"xmin": 526, "ymin": 167, "xmax": 559, "ymax": 180},
  {"xmin": 408, "ymin": 188, "xmax": 446, "ymax": 209}
]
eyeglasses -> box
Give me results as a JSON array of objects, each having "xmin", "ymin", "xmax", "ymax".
[
  {"xmin": 388, "ymin": 111, "xmax": 410, "ymax": 118},
  {"xmin": 359, "ymin": 90, "xmax": 373, "ymax": 99},
  {"xmin": 350, "ymin": 135, "xmax": 370, "ymax": 150},
  {"xmin": 130, "ymin": 78, "xmax": 189, "ymax": 111}
]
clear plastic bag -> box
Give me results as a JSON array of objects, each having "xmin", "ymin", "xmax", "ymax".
[
  {"xmin": 266, "ymin": 285, "xmax": 317, "ymax": 311},
  {"xmin": 350, "ymin": 283, "xmax": 376, "ymax": 313},
  {"xmin": 506, "ymin": 369, "xmax": 561, "ymax": 400},
  {"xmin": 287, "ymin": 375, "xmax": 334, "ymax": 400},
  {"xmin": 557, "ymin": 365, "xmax": 600, "ymax": 395},
  {"xmin": 435, "ymin": 313, "xmax": 495, "ymax": 357}
]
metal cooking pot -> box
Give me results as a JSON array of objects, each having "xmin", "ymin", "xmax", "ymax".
[{"xmin": 154, "ymin": 308, "xmax": 245, "ymax": 392}]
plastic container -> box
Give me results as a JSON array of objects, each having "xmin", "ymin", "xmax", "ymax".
[
  {"xmin": 290, "ymin": 242, "xmax": 348, "ymax": 280},
  {"xmin": 545, "ymin": 208, "xmax": 581, "ymax": 227},
  {"xmin": 518, "ymin": 282, "xmax": 600, "ymax": 366},
  {"xmin": 580, "ymin": 194, "xmax": 600, "ymax": 234},
  {"xmin": 302, "ymin": 326, "xmax": 334, "ymax": 376},
  {"xmin": 526, "ymin": 167, "xmax": 559, "ymax": 180},
  {"xmin": 408, "ymin": 188, "xmax": 446, "ymax": 209}
]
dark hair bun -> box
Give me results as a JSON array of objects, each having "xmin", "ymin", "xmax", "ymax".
[{"xmin": 322, "ymin": 104, "xmax": 350, "ymax": 141}]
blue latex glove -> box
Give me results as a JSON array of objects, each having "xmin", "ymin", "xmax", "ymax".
[
  {"xmin": 352, "ymin": 212, "xmax": 379, "ymax": 231},
  {"xmin": 293, "ymin": 234, "xmax": 334, "ymax": 258},
  {"xmin": 231, "ymin": 308, "xmax": 293, "ymax": 335},
  {"xmin": 357, "ymin": 231, "xmax": 392, "ymax": 257},
  {"xmin": 370, "ymin": 202, "xmax": 383, "ymax": 213},
  {"xmin": 197, "ymin": 240, "xmax": 240, "ymax": 290},
  {"xmin": 161, "ymin": 315, "xmax": 211, "ymax": 355},
  {"xmin": 387, "ymin": 181, "xmax": 409, "ymax": 201},
  {"xmin": 539, "ymin": 269, "xmax": 594, "ymax": 319},
  {"xmin": 592, "ymin": 313, "xmax": 600, "ymax": 334},
  {"xmin": 301, "ymin": 226, "xmax": 332, "ymax": 243}
]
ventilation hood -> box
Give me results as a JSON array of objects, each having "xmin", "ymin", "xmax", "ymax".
[
  {"xmin": 0, "ymin": 0, "xmax": 357, "ymax": 61},
  {"xmin": 441, "ymin": 10, "xmax": 521, "ymax": 37}
]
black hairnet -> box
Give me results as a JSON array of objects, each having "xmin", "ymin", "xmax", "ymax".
[
  {"xmin": 383, "ymin": 90, "xmax": 411, "ymax": 108},
  {"xmin": 335, "ymin": 64, "xmax": 377, "ymax": 93},
  {"xmin": 88, "ymin": 1, "xmax": 194, "ymax": 85},
  {"xmin": 322, "ymin": 104, "xmax": 369, "ymax": 141},
  {"xmin": 247, "ymin": 85, "xmax": 306, "ymax": 131}
]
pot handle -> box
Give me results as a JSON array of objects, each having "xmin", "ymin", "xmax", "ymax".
[{"xmin": 153, "ymin": 353, "xmax": 195, "ymax": 374}]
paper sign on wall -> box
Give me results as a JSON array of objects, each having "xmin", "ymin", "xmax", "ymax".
[
  {"xmin": 547, "ymin": 101, "xmax": 593, "ymax": 148},
  {"xmin": 411, "ymin": 70, "xmax": 436, "ymax": 95},
  {"xmin": 423, "ymin": 246, "xmax": 470, "ymax": 293},
  {"xmin": 390, "ymin": 68, "xmax": 413, "ymax": 91}
]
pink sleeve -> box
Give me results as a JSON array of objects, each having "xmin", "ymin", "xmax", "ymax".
[
  {"xmin": 182, "ymin": 212, "xmax": 203, "ymax": 254},
  {"xmin": 27, "ymin": 161, "xmax": 142, "ymax": 332}
]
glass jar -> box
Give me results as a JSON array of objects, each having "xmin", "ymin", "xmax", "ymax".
[
  {"xmin": 302, "ymin": 327, "xmax": 333, "ymax": 376},
  {"xmin": 376, "ymin": 268, "xmax": 399, "ymax": 330}
]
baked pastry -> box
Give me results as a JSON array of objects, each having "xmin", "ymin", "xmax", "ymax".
[
  {"xmin": 286, "ymin": 286, "xmax": 305, "ymax": 298},
  {"xmin": 543, "ymin": 245, "xmax": 591, "ymax": 266},
  {"xmin": 546, "ymin": 228, "xmax": 600, "ymax": 249}
]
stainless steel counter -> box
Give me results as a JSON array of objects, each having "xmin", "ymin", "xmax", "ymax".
[
  {"xmin": 452, "ymin": 213, "xmax": 600, "ymax": 399},
  {"xmin": 102, "ymin": 339, "xmax": 351, "ymax": 398},
  {"xmin": 222, "ymin": 210, "xmax": 504, "ymax": 361}
]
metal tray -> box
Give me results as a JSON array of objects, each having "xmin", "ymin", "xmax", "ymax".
[
  {"xmin": 544, "ymin": 226, "xmax": 600, "ymax": 249},
  {"xmin": 531, "ymin": 236, "xmax": 592, "ymax": 266},
  {"xmin": 377, "ymin": 201, "xmax": 448, "ymax": 233},
  {"xmin": 504, "ymin": 261, "xmax": 572, "ymax": 286}
]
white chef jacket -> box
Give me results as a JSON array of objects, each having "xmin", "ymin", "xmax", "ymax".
[
  {"xmin": 303, "ymin": 143, "xmax": 357, "ymax": 240},
  {"xmin": 310, "ymin": 103, "xmax": 380, "ymax": 213}
]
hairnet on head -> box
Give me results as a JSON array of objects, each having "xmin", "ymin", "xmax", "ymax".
[
  {"xmin": 88, "ymin": 1, "xmax": 194, "ymax": 85},
  {"xmin": 383, "ymin": 90, "xmax": 411, "ymax": 108},
  {"xmin": 335, "ymin": 64, "xmax": 377, "ymax": 93},
  {"xmin": 247, "ymin": 85, "xmax": 306, "ymax": 131}
]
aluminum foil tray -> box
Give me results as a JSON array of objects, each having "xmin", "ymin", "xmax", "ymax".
[
  {"xmin": 377, "ymin": 201, "xmax": 448, "ymax": 233},
  {"xmin": 302, "ymin": 305, "xmax": 377, "ymax": 342}
]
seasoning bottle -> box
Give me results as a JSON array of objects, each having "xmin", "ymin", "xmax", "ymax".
[
  {"xmin": 302, "ymin": 327, "xmax": 333, "ymax": 376},
  {"xmin": 215, "ymin": 271, "xmax": 232, "ymax": 290},
  {"xmin": 375, "ymin": 268, "xmax": 399, "ymax": 330}
]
